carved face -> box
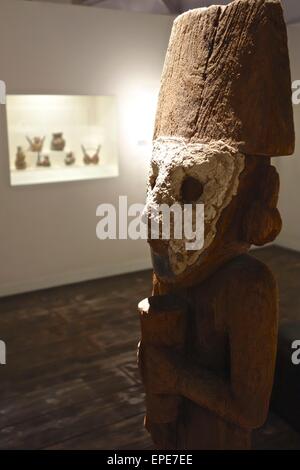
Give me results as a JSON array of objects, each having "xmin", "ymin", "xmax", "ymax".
[{"xmin": 144, "ymin": 137, "xmax": 245, "ymax": 281}]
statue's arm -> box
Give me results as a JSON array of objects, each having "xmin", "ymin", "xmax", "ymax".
[{"xmin": 179, "ymin": 264, "xmax": 278, "ymax": 429}]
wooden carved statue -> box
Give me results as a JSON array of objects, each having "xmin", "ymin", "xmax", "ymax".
[{"xmin": 137, "ymin": 0, "xmax": 295, "ymax": 450}]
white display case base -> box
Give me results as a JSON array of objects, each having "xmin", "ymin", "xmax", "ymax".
[
  {"xmin": 6, "ymin": 95, "xmax": 119, "ymax": 186},
  {"xmin": 10, "ymin": 163, "xmax": 118, "ymax": 186}
]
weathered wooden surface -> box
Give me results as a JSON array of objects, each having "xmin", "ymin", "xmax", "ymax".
[
  {"xmin": 154, "ymin": 0, "xmax": 295, "ymax": 157},
  {"xmin": 175, "ymin": 254, "xmax": 278, "ymax": 449},
  {"xmin": 139, "ymin": 0, "xmax": 295, "ymax": 450},
  {"xmin": 138, "ymin": 295, "xmax": 188, "ymax": 449},
  {"xmin": 142, "ymin": 254, "xmax": 280, "ymax": 449}
]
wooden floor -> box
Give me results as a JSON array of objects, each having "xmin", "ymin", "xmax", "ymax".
[{"xmin": 0, "ymin": 246, "xmax": 300, "ymax": 450}]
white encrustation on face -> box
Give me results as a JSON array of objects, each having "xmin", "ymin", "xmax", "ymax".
[{"xmin": 144, "ymin": 137, "xmax": 245, "ymax": 276}]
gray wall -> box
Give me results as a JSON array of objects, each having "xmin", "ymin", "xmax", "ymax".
[{"xmin": 0, "ymin": 0, "xmax": 174, "ymax": 295}]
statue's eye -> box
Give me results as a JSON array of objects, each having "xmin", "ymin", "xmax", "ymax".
[{"xmin": 181, "ymin": 177, "xmax": 203, "ymax": 203}]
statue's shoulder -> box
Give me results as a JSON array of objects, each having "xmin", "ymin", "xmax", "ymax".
[
  {"xmin": 220, "ymin": 253, "xmax": 275, "ymax": 282},
  {"xmin": 212, "ymin": 254, "xmax": 278, "ymax": 305},
  {"xmin": 215, "ymin": 255, "xmax": 278, "ymax": 321}
]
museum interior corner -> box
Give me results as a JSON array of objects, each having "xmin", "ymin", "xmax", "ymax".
[{"xmin": 1, "ymin": 0, "xmax": 300, "ymax": 461}]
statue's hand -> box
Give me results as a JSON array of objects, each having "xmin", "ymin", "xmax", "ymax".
[{"xmin": 142, "ymin": 345, "xmax": 182, "ymax": 395}]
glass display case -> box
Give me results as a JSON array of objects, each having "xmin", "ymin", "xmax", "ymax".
[{"xmin": 6, "ymin": 95, "xmax": 119, "ymax": 186}]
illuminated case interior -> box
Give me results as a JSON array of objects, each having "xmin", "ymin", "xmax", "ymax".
[{"xmin": 6, "ymin": 95, "xmax": 119, "ymax": 186}]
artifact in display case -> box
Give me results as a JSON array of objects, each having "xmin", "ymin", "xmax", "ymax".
[
  {"xmin": 15, "ymin": 146, "xmax": 27, "ymax": 170},
  {"xmin": 37, "ymin": 154, "xmax": 51, "ymax": 167},
  {"xmin": 51, "ymin": 132, "xmax": 66, "ymax": 151},
  {"xmin": 26, "ymin": 136, "xmax": 45, "ymax": 153},
  {"xmin": 82, "ymin": 145, "xmax": 101, "ymax": 165},
  {"xmin": 65, "ymin": 151, "xmax": 76, "ymax": 166}
]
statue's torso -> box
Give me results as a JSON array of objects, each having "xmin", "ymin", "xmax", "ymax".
[
  {"xmin": 148, "ymin": 254, "xmax": 277, "ymax": 449},
  {"xmin": 176, "ymin": 254, "xmax": 271, "ymax": 450}
]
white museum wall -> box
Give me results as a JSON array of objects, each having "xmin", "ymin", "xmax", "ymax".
[
  {"xmin": 275, "ymin": 23, "xmax": 300, "ymax": 252},
  {"xmin": 0, "ymin": 0, "xmax": 174, "ymax": 296}
]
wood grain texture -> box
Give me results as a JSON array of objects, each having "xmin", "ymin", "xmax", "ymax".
[
  {"xmin": 138, "ymin": 0, "xmax": 295, "ymax": 450},
  {"xmin": 176, "ymin": 255, "xmax": 279, "ymax": 449},
  {"xmin": 154, "ymin": 0, "xmax": 295, "ymax": 156},
  {"xmin": 140, "ymin": 255, "xmax": 279, "ymax": 449},
  {"xmin": 138, "ymin": 295, "xmax": 188, "ymax": 448}
]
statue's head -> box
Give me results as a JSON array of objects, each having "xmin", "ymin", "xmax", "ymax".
[
  {"xmin": 145, "ymin": 0, "xmax": 294, "ymax": 287},
  {"xmin": 145, "ymin": 139, "xmax": 283, "ymax": 286}
]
